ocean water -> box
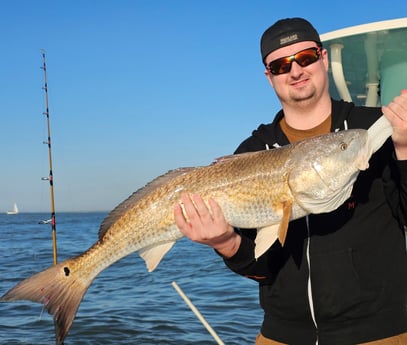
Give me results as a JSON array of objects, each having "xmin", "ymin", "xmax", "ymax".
[{"xmin": 0, "ymin": 213, "xmax": 262, "ymax": 345}]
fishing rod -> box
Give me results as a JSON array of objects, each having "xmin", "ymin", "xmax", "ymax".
[
  {"xmin": 40, "ymin": 49, "xmax": 58, "ymax": 265},
  {"xmin": 172, "ymin": 281, "xmax": 225, "ymax": 345}
]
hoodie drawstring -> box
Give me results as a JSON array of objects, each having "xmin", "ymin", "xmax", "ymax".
[{"xmin": 306, "ymin": 216, "xmax": 319, "ymax": 345}]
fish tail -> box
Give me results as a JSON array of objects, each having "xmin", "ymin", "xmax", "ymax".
[{"xmin": 1, "ymin": 259, "xmax": 91, "ymax": 345}]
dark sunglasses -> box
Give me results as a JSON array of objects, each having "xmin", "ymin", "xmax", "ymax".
[{"xmin": 267, "ymin": 47, "xmax": 321, "ymax": 75}]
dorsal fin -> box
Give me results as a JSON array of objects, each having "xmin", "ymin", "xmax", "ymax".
[
  {"xmin": 98, "ymin": 167, "xmax": 195, "ymax": 239},
  {"xmin": 211, "ymin": 151, "xmax": 263, "ymax": 165}
]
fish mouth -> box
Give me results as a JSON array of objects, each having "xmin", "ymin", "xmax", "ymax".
[{"xmin": 355, "ymin": 141, "xmax": 370, "ymax": 171}]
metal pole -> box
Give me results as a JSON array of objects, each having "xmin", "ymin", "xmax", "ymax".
[{"xmin": 40, "ymin": 49, "xmax": 58, "ymax": 265}]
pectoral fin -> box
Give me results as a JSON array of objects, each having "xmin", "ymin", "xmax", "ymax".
[
  {"xmin": 278, "ymin": 201, "xmax": 292, "ymax": 246},
  {"xmin": 254, "ymin": 201, "xmax": 292, "ymax": 259},
  {"xmin": 139, "ymin": 241, "xmax": 176, "ymax": 272}
]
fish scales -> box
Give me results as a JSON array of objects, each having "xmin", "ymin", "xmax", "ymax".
[
  {"xmin": 102, "ymin": 146, "xmax": 296, "ymax": 253},
  {"xmin": 0, "ymin": 116, "xmax": 393, "ymax": 345}
]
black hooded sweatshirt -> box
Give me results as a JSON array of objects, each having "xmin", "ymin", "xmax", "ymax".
[{"xmin": 224, "ymin": 99, "xmax": 407, "ymax": 345}]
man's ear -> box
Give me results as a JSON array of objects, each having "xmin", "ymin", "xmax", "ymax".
[{"xmin": 264, "ymin": 70, "xmax": 275, "ymax": 88}]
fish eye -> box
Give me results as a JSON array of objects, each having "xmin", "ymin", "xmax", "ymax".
[{"xmin": 339, "ymin": 142, "xmax": 348, "ymax": 151}]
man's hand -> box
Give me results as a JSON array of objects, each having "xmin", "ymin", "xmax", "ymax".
[
  {"xmin": 382, "ymin": 89, "xmax": 407, "ymax": 160},
  {"xmin": 174, "ymin": 193, "xmax": 241, "ymax": 258}
]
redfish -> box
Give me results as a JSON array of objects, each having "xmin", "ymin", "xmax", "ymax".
[{"xmin": 0, "ymin": 116, "xmax": 392, "ymax": 344}]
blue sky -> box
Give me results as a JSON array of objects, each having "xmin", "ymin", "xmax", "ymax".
[{"xmin": 1, "ymin": 1, "xmax": 406, "ymax": 212}]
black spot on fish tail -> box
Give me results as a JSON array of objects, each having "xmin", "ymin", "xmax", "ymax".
[{"xmin": 0, "ymin": 260, "xmax": 92, "ymax": 345}]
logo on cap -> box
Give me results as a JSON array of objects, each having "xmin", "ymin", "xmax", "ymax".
[{"xmin": 280, "ymin": 34, "xmax": 298, "ymax": 46}]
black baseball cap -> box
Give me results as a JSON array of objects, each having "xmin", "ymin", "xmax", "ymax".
[{"xmin": 260, "ymin": 18, "xmax": 322, "ymax": 64}]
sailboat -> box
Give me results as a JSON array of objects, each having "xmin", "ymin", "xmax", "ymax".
[{"xmin": 6, "ymin": 203, "xmax": 19, "ymax": 215}]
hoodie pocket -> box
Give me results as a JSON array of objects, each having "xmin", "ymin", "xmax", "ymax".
[{"xmin": 311, "ymin": 247, "xmax": 383, "ymax": 321}]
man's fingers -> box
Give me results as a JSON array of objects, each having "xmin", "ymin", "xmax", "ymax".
[
  {"xmin": 208, "ymin": 197, "xmax": 223, "ymax": 220},
  {"xmin": 174, "ymin": 202, "xmax": 189, "ymax": 231},
  {"xmin": 192, "ymin": 194, "xmax": 213, "ymax": 221},
  {"xmin": 179, "ymin": 193, "xmax": 199, "ymax": 222}
]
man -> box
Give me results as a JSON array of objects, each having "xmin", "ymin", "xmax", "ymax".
[{"xmin": 174, "ymin": 18, "xmax": 407, "ymax": 345}]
